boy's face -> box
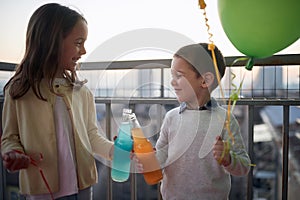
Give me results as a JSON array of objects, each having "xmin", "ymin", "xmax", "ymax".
[{"xmin": 170, "ymin": 56, "xmax": 204, "ymax": 104}]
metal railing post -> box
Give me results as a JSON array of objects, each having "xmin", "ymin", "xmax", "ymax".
[
  {"xmin": 0, "ymin": 101, "xmax": 6, "ymax": 200},
  {"xmin": 247, "ymin": 105, "xmax": 254, "ymax": 200},
  {"xmin": 282, "ymin": 105, "xmax": 290, "ymax": 200},
  {"xmin": 106, "ymin": 103, "xmax": 113, "ymax": 200}
]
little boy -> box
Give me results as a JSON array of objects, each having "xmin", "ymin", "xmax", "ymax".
[{"xmin": 155, "ymin": 43, "xmax": 251, "ymax": 199}]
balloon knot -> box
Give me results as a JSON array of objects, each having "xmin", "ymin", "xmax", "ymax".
[{"xmin": 245, "ymin": 57, "xmax": 254, "ymax": 71}]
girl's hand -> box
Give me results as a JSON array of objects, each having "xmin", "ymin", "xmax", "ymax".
[
  {"xmin": 2, "ymin": 151, "xmax": 30, "ymax": 172},
  {"xmin": 213, "ymin": 136, "xmax": 231, "ymax": 167}
]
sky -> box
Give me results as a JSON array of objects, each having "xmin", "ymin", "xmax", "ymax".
[{"xmin": 0, "ymin": 0, "xmax": 299, "ymax": 63}]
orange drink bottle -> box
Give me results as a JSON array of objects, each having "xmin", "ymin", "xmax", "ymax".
[{"xmin": 130, "ymin": 113, "xmax": 163, "ymax": 185}]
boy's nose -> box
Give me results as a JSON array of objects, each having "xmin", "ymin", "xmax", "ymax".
[{"xmin": 170, "ymin": 78, "xmax": 175, "ymax": 86}]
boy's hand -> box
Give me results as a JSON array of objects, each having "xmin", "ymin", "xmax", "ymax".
[
  {"xmin": 213, "ymin": 136, "xmax": 231, "ymax": 167},
  {"xmin": 130, "ymin": 151, "xmax": 144, "ymax": 173},
  {"xmin": 2, "ymin": 151, "xmax": 30, "ymax": 172}
]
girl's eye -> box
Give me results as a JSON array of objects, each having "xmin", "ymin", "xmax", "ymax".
[
  {"xmin": 75, "ymin": 42, "xmax": 82, "ymax": 47},
  {"xmin": 75, "ymin": 39, "xmax": 84, "ymax": 47}
]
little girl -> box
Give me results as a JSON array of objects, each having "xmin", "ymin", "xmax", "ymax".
[{"xmin": 1, "ymin": 3, "xmax": 113, "ymax": 200}]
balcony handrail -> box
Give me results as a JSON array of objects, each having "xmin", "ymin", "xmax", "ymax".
[{"xmin": 1, "ymin": 54, "xmax": 300, "ymax": 71}]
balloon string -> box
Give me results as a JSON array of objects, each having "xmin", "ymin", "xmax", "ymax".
[
  {"xmin": 199, "ymin": 1, "xmax": 214, "ymax": 45},
  {"xmin": 13, "ymin": 150, "xmax": 54, "ymax": 200},
  {"xmin": 199, "ymin": 1, "xmax": 222, "ymax": 97},
  {"xmin": 199, "ymin": 0, "xmax": 234, "ymax": 146},
  {"xmin": 199, "ymin": 0, "xmax": 255, "ymax": 167},
  {"xmin": 208, "ymin": 44, "xmax": 224, "ymax": 99},
  {"xmin": 209, "ymin": 44, "xmax": 234, "ymax": 145}
]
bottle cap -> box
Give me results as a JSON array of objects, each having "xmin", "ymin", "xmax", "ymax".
[{"xmin": 122, "ymin": 108, "xmax": 132, "ymax": 121}]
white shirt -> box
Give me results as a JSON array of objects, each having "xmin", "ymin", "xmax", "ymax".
[{"xmin": 27, "ymin": 78, "xmax": 78, "ymax": 200}]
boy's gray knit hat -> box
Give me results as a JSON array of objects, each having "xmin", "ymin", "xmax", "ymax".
[{"xmin": 174, "ymin": 43, "xmax": 215, "ymax": 75}]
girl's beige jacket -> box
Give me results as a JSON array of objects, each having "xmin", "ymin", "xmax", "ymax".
[{"xmin": 1, "ymin": 79, "xmax": 113, "ymax": 195}]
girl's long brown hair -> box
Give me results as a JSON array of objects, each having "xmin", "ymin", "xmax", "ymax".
[{"xmin": 4, "ymin": 3, "xmax": 87, "ymax": 100}]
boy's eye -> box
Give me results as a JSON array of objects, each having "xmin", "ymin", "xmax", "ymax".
[
  {"xmin": 176, "ymin": 74, "xmax": 182, "ymax": 78},
  {"xmin": 172, "ymin": 72, "xmax": 183, "ymax": 79}
]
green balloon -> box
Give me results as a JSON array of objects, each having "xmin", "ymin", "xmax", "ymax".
[{"xmin": 218, "ymin": 0, "xmax": 300, "ymax": 58}]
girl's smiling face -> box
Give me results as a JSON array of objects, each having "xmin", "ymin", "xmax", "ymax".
[
  {"xmin": 170, "ymin": 56, "xmax": 204, "ymax": 106},
  {"xmin": 60, "ymin": 19, "xmax": 88, "ymax": 72}
]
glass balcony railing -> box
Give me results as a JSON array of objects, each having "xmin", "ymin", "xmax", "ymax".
[{"xmin": 0, "ymin": 54, "xmax": 300, "ymax": 200}]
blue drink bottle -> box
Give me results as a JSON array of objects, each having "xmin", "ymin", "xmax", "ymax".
[{"xmin": 111, "ymin": 109, "xmax": 133, "ymax": 182}]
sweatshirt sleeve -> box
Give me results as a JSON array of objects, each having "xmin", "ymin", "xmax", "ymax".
[{"xmin": 223, "ymin": 115, "xmax": 251, "ymax": 176}]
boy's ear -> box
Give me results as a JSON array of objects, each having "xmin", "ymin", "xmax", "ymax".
[{"xmin": 201, "ymin": 72, "xmax": 214, "ymax": 88}]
